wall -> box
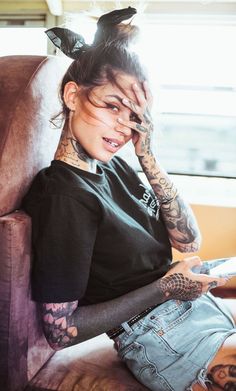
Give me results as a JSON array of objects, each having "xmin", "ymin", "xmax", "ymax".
[{"xmin": 173, "ymin": 204, "xmax": 236, "ymax": 287}]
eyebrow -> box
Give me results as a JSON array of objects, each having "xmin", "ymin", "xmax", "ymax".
[{"xmin": 106, "ymin": 94, "xmax": 124, "ymax": 104}]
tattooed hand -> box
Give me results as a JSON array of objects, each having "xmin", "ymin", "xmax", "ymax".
[
  {"xmin": 117, "ymin": 81, "xmax": 153, "ymax": 157},
  {"xmin": 157, "ymin": 256, "xmax": 228, "ymax": 302}
]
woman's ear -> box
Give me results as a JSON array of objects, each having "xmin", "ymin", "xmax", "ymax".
[{"xmin": 63, "ymin": 81, "xmax": 80, "ymax": 112}]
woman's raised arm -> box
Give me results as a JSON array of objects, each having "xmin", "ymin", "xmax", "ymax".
[
  {"xmin": 119, "ymin": 81, "xmax": 201, "ymax": 253},
  {"xmin": 139, "ymin": 153, "xmax": 202, "ymax": 253}
]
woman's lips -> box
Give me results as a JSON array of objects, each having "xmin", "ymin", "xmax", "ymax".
[{"xmin": 102, "ymin": 137, "xmax": 124, "ymax": 152}]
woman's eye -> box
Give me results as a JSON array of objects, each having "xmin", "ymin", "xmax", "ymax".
[{"xmin": 106, "ymin": 103, "xmax": 119, "ymax": 112}]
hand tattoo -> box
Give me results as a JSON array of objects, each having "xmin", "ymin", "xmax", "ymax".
[
  {"xmin": 158, "ymin": 273, "xmax": 202, "ymax": 301},
  {"xmin": 136, "ymin": 123, "xmax": 147, "ymax": 133}
]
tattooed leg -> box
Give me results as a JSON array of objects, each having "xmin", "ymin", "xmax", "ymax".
[
  {"xmin": 207, "ymin": 363, "xmax": 236, "ymax": 390},
  {"xmin": 191, "ymin": 334, "xmax": 236, "ymax": 391}
]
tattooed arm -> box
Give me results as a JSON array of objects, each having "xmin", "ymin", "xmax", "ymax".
[
  {"xmin": 40, "ymin": 256, "xmax": 226, "ymax": 350},
  {"xmin": 120, "ymin": 82, "xmax": 201, "ymax": 253},
  {"xmin": 139, "ymin": 154, "xmax": 201, "ymax": 253}
]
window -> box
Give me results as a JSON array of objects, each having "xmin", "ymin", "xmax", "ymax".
[
  {"xmin": 135, "ymin": 19, "xmax": 236, "ymax": 178},
  {"xmin": 13, "ymin": 11, "xmax": 234, "ymax": 179},
  {"xmin": 0, "ymin": 15, "xmax": 47, "ymax": 56},
  {"xmin": 115, "ymin": 17, "xmax": 236, "ymax": 178}
]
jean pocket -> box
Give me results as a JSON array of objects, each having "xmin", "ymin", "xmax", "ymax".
[
  {"xmin": 149, "ymin": 300, "xmax": 193, "ymax": 334},
  {"xmin": 119, "ymin": 341, "xmax": 174, "ymax": 391}
]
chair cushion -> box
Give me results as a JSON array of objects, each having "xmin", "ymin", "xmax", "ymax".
[
  {"xmin": 0, "ymin": 55, "xmax": 70, "ymax": 216},
  {"xmin": 27, "ymin": 333, "xmax": 149, "ymax": 391},
  {"xmin": 0, "ymin": 211, "xmax": 54, "ymax": 391}
]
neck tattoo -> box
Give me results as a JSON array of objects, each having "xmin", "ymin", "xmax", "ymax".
[
  {"xmin": 69, "ymin": 137, "xmax": 97, "ymax": 172},
  {"xmin": 54, "ymin": 130, "xmax": 97, "ymax": 173}
]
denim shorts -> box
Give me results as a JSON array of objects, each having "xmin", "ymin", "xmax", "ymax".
[{"xmin": 113, "ymin": 293, "xmax": 236, "ymax": 391}]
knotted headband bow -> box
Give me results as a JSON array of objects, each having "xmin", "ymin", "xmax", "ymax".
[{"xmin": 45, "ymin": 6, "xmax": 137, "ymax": 59}]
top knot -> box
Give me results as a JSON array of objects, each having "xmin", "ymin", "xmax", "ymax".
[
  {"xmin": 93, "ymin": 7, "xmax": 138, "ymax": 47},
  {"xmin": 45, "ymin": 7, "xmax": 138, "ymax": 60},
  {"xmin": 97, "ymin": 7, "xmax": 137, "ymax": 27},
  {"xmin": 45, "ymin": 27, "xmax": 90, "ymax": 59}
]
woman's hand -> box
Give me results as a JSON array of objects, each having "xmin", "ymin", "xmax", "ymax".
[
  {"xmin": 117, "ymin": 81, "xmax": 153, "ymax": 157},
  {"xmin": 157, "ymin": 256, "xmax": 228, "ymax": 302}
]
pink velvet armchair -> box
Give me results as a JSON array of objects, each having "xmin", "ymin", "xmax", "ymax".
[{"xmin": 0, "ymin": 55, "xmax": 148, "ymax": 391}]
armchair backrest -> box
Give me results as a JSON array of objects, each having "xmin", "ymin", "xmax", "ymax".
[{"xmin": 0, "ymin": 55, "xmax": 70, "ymax": 391}]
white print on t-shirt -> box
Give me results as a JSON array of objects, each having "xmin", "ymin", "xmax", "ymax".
[{"xmin": 138, "ymin": 184, "xmax": 160, "ymax": 218}]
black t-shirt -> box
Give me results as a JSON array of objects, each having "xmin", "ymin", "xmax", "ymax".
[{"xmin": 22, "ymin": 157, "xmax": 172, "ymax": 304}]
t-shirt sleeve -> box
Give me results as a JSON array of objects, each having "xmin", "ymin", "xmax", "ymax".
[{"xmin": 30, "ymin": 194, "xmax": 99, "ymax": 303}]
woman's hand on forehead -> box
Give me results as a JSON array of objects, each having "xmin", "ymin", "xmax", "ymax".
[
  {"xmin": 117, "ymin": 81, "xmax": 154, "ymax": 157},
  {"xmin": 121, "ymin": 81, "xmax": 152, "ymax": 115}
]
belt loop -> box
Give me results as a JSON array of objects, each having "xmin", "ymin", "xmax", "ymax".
[{"xmin": 121, "ymin": 321, "xmax": 133, "ymax": 336}]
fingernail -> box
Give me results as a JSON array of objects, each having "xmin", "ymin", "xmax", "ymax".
[
  {"xmin": 123, "ymin": 98, "xmax": 129, "ymax": 104},
  {"xmin": 133, "ymin": 83, "xmax": 138, "ymax": 89}
]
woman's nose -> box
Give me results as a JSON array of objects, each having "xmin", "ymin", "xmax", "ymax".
[
  {"xmin": 114, "ymin": 123, "xmax": 132, "ymax": 137},
  {"xmin": 114, "ymin": 117, "xmax": 132, "ymax": 137}
]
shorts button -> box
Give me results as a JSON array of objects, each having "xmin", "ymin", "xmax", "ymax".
[{"xmin": 150, "ymin": 315, "xmax": 155, "ymax": 320}]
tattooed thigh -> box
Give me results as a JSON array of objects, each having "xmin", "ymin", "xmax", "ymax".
[{"xmin": 192, "ymin": 334, "xmax": 236, "ymax": 391}]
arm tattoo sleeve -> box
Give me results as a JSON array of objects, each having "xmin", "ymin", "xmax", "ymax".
[
  {"xmin": 139, "ymin": 153, "xmax": 201, "ymax": 252},
  {"xmin": 40, "ymin": 273, "xmax": 203, "ymax": 350}
]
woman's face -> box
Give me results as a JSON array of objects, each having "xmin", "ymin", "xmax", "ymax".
[{"xmin": 67, "ymin": 73, "xmax": 141, "ymax": 163}]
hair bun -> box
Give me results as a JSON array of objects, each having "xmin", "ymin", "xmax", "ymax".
[
  {"xmin": 45, "ymin": 27, "xmax": 89, "ymax": 59},
  {"xmin": 93, "ymin": 7, "xmax": 138, "ymax": 47},
  {"xmin": 97, "ymin": 6, "xmax": 136, "ymax": 27}
]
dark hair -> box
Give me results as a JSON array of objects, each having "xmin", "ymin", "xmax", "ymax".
[{"xmin": 59, "ymin": 22, "xmax": 147, "ymax": 121}]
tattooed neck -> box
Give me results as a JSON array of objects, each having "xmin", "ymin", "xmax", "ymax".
[{"xmin": 55, "ymin": 130, "xmax": 97, "ymax": 173}]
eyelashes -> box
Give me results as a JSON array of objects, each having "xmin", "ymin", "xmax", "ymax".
[
  {"xmin": 106, "ymin": 103, "xmax": 119, "ymax": 112},
  {"xmin": 105, "ymin": 102, "xmax": 141, "ymax": 124}
]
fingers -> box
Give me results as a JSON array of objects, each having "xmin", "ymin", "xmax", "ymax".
[
  {"xmin": 122, "ymin": 97, "xmax": 141, "ymax": 117},
  {"xmin": 143, "ymin": 81, "xmax": 153, "ymax": 107},
  {"xmin": 117, "ymin": 117, "xmax": 148, "ymax": 134},
  {"xmin": 168, "ymin": 256, "xmax": 228, "ymax": 292},
  {"xmin": 201, "ymin": 274, "xmax": 228, "ymax": 287},
  {"xmin": 132, "ymin": 82, "xmax": 147, "ymax": 108},
  {"xmin": 165, "ymin": 256, "xmax": 201, "ymax": 276},
  {"xmin": 183, "ymin": 255, "xmax": 203, "ymax": 270},
  {"xmin": 184, "ymin": 256, "xmax": 228, "ymax": 289},
  {"xmin": 122, "ymin": 82, "xmax": 151, "ymax": 117}
]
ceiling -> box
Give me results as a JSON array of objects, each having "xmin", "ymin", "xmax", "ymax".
[{"xmin": 1, "ymin": 0, "xmax": 236, "ymax": 17}]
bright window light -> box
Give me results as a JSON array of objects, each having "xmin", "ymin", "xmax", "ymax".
[
  {"xmin": 0, "ymin": 28, "xmax": 47, "ymax": 56},
  {"xmin": 125, "ymin": 21, "xmax": 236, "ymax": 178}
]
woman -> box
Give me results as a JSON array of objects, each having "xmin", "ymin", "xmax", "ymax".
[{"xmin": 22, "ymin": 7, "xmax": 236, "ymax": 391}]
